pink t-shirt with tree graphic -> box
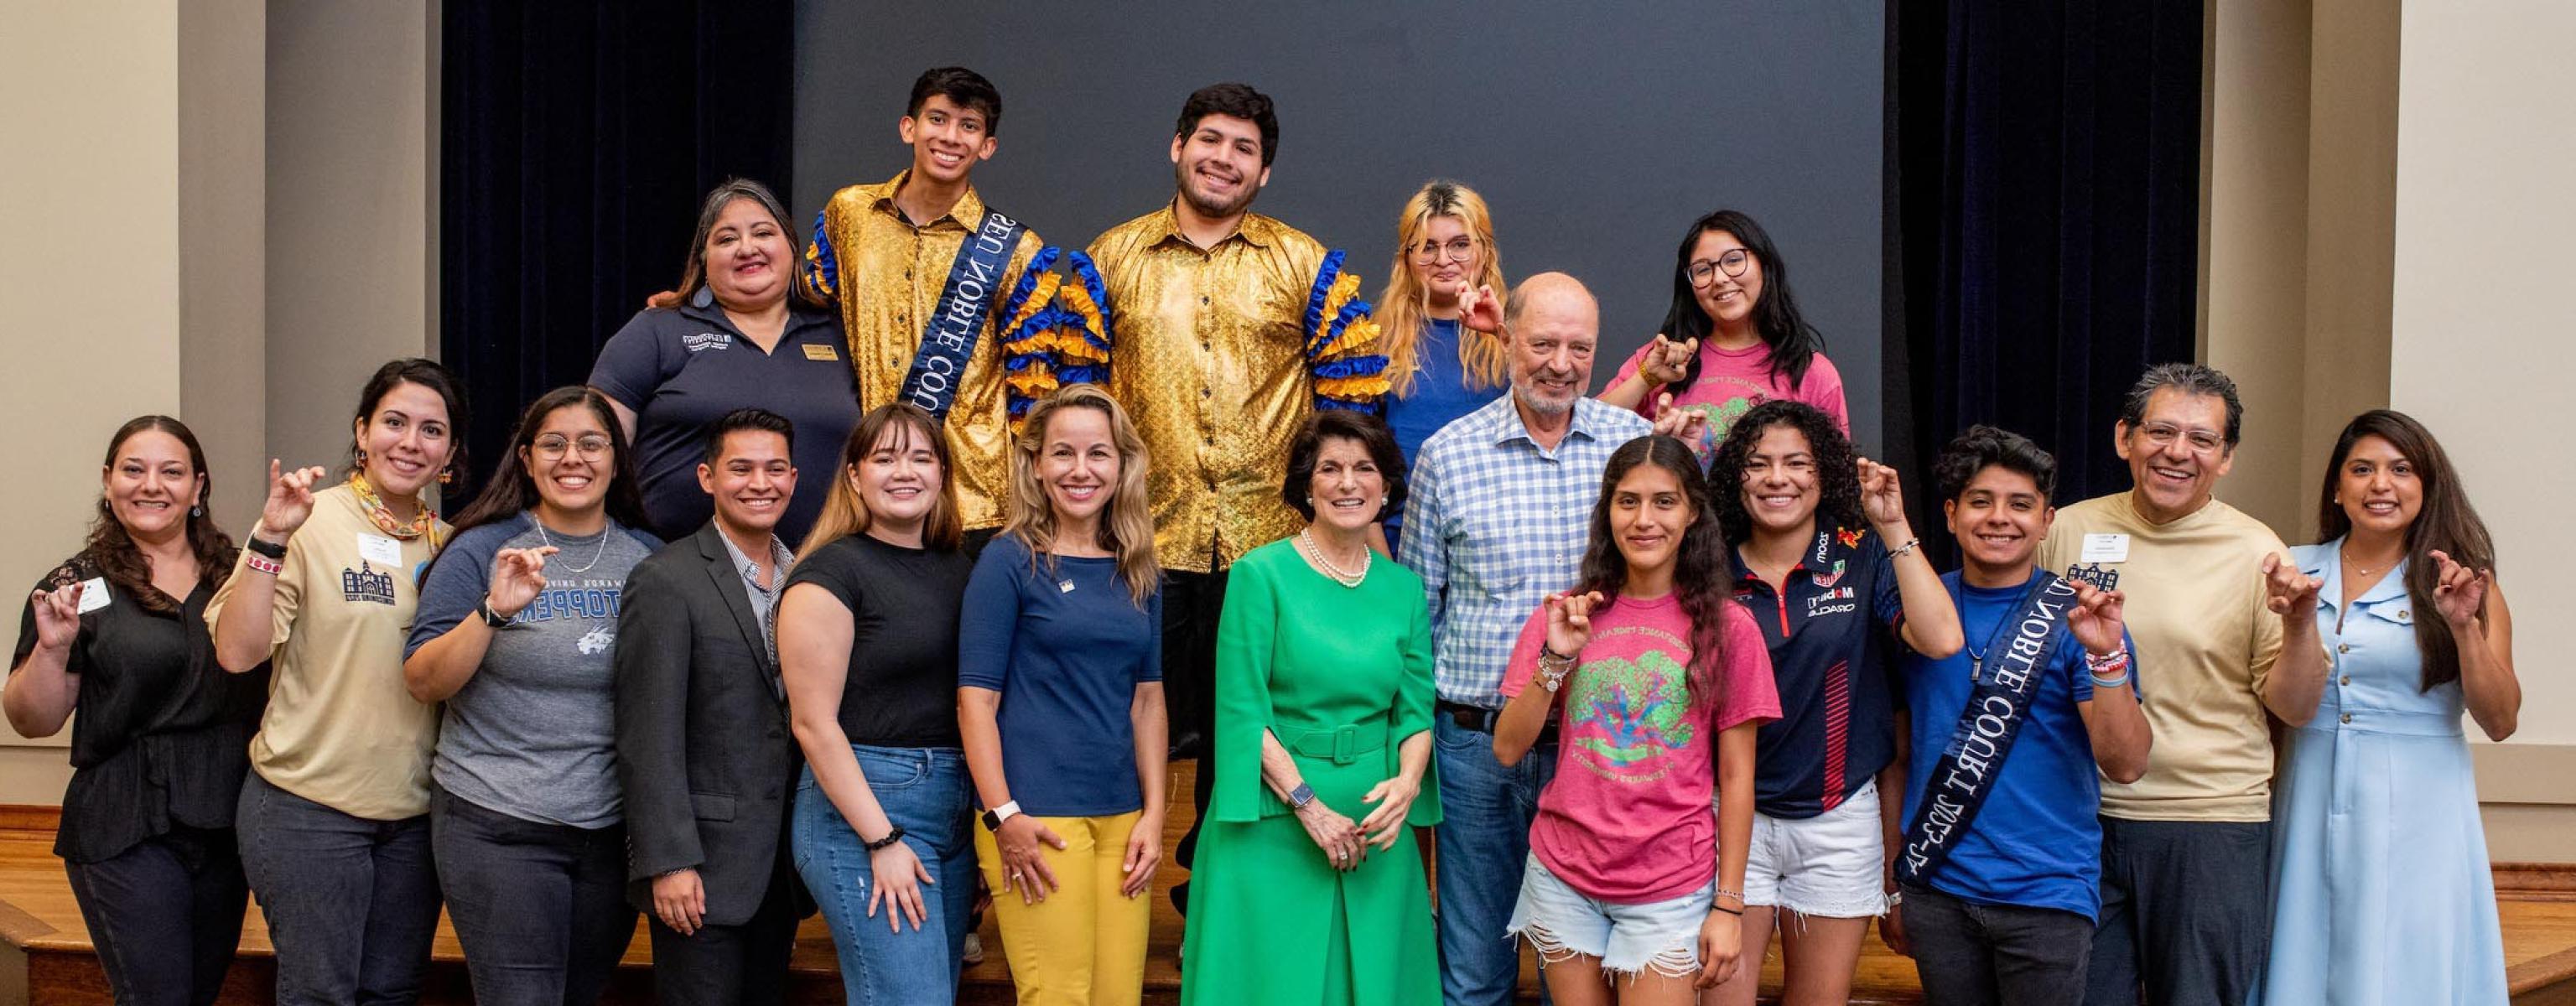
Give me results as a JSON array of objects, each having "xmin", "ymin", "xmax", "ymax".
[
  {"xmin": 1612, "ymin": 340, "xmax": 1849, "ymax": 464},
  {"xmin": 1501, "ymin": 593, "xmax": 1779, "ymax": 903}
]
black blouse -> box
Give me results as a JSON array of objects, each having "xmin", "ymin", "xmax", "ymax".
[{"xmin": 12, "ymin": 555, "xmax": 269, "ymax": 863}]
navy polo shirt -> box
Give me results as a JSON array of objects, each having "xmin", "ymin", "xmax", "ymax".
[
  {"xmin": 1732, "ymin": 525, "xmax": 1905, "ymax": 819},
  {"xmin": 589, "ymin": 289, "xmax": 859, "ymax": 547}
]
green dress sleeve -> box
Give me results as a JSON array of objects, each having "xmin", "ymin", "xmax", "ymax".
[
  {"xmin": 1398, "ymin": 590, "xmax": 1442, "ymax": 827},
  {"xmin": 1209, "ymin": 553, "xmax": 1280, "ymax": 823}
]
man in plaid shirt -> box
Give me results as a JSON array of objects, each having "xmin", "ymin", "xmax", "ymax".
[{"xmin": 1398, "ymin": 272, "xmax": 1701, "ymax": 1004}]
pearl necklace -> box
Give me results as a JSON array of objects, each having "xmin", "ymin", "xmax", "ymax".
[{"xmin": 1296, "ymin": 529, "xmax": 1369, "ymax": 588}]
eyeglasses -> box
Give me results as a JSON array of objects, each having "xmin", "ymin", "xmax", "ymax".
[
  {"xmin": 532, "ymin": 435, "xmax": 612, "ymax": 460},
  {"xmin": 1687, "ymin": 249, "xmax": 1753, "ymax": 287},
  {"xmin": 1410, "ymin": 236, "xmax": 1478, "ymax": 264},
  {"xmin": 2133, "ymin": 423, "xmax": 2225, "ymax": 455}
]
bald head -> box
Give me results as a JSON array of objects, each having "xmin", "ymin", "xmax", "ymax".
[{"xmin": 1504, "ymin": 272, "xmax": 1599, "ymax": 417}]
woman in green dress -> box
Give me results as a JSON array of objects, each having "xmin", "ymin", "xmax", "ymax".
[{"xmin": 1180, "ymin": 410, "xmax": 1441, "ymax": 1006}]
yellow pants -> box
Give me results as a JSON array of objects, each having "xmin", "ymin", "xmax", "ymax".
[{"xmin": 973, "ymin": 811, "xmax": 1150, "ymax": 1006}]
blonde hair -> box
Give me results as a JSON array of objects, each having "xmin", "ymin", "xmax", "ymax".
[
  {"xmin": 1003, "ymin": 385, "xmax": 1159, "ymax": 606},
  {"xmin": 799, "ymin": 403, "xmax": 963, "ymax": 559},
  {"xmin": 1379, "ymin": 179, "xmax": 1510, "ymax": 397}
]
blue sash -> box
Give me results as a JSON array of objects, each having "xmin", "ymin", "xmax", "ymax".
[
  {"xmin": 898, "ymin": 210, "xmax": 1028, "ymax": 421},
  {"xmin": 1898, "ymin": 573, "xmax": 2080, "ymax": 886}
]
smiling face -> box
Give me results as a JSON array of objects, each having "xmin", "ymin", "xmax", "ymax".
[
  {"xmin": 1944, "ymin": 464, "xmax": 2053, "ymax": 576},
  {"xmin": 1507, "ymin": 286, "xmax": 1598, "ymax": 417},
  {"xmin": 1037, "ymin": 405, "xmax": 1119, "ymax": 527},
  {"xmin": 2115, "ymin": 387, "xmax": 2235, "ymax": 524},
  {"xmin": 900, "ymin": 94, "xmax": 997, "ymax": 188},
  {"xmin": 702, "ymin": 197, "xmax": 792, "ymax": 310},
  {"xmin": 2333, "ymin": 433, "xmax": 2423, "ymax": 540},
  {"xmin": 1687, "ymin": 228, "xmax": 1765, "ymax": 329},
  {"xmin": 1170, "ymin": 113, "xmax": 1270, "ymax": 219},
  {"xmin": 355, "ymin": 380, "xmax": 455, "ymax": 500},
  {"xmin": 521, "ymin": 403, "xmax": 615, "ymax": 520},
  {"xmin": 1737, "ymin": 423, "xmax": 1820, "ymax": 537},
  {"xmin": 1609, "ymin": 462, "xmax": 1695, "ymax": 578},
  {"xmin": 1306, "ymin": 436, "xmax": 1388, "ymax": 533},
  {"xmin": 1409, "ymin": 215, "xmax": 1479, "ymax": 308},
  {"xmin": 102, "ymin": 429, "xmax": 204, "ymax": 543},
  {"xmin": 853, "ymin": 422, "xmax": 943, "ymax": 536},
  {"xmin": 700, "ymin": 428, "xmax": 796, "ymax": 537}
]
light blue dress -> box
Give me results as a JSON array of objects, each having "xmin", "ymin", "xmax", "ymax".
[{"xmin": 2257, "ymin": 542, "xmax": 2508, "ymax": 1005}]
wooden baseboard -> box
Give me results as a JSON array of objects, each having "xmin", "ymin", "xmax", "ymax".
[{"xmin": 0, "ymin": 808, "xmax": 55, "ymax": 835}]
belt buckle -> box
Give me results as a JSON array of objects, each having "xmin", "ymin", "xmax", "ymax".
[{"xmin": 1332, "ymin": 725, "xmax": 1358, "ymax": 765}]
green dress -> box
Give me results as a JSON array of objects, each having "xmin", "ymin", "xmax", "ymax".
[{"xmin": 1179, "ymin": 538, "xmax": 1442, "ymax": 1006}]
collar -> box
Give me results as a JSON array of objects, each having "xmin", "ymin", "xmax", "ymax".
[
  {"xmin": 1732, "ymin": 526, "xmax": 1863, "ymax": 583},
  {"xmin": 714, "ymin": 524, "xmax": 793, "ymax": 587},
  {"xmin": 1484, "ymin": 394, "xmax": 1614, "ymax": 449},
  {"xmin": 864, "ymin": 169, "xmax": 985, "ymax": 231},
  {"xmin": 683, "ymin": 286, "xmax": 836, "ymax": 334},
  {"xmin": 2310, "ymin": 537, "xmax": 2412, "ymax": 609},
  {"xmin": 1145, "ymin": 199, "xmax": 1276, "ymax": 252}
]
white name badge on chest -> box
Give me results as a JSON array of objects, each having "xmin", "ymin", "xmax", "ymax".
[
  {"xmin": 357, "ymin": 533, "xmax": 404, "ymax": 568},
  {"xmin": 75, "ymin": 577, "xmax": 112, "ymax": 614},
  {"xmin": 2080, "ymin": 533, "xmax": 2131, "ymax": 564}
]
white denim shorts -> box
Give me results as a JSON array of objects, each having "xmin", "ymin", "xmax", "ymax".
[
  {"xmin": 1720, "ymin": 778, "xmax": 1891, "ymax": 919},
  {"xmin": 1504, "ymin": 853, "xmax": 1711, "ymax": 979}
]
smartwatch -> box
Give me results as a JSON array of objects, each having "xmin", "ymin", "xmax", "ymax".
[
  {"xmin": 1286, "ymin": 782, "xmax": 1317, "ymax": 811},
  {"xmin": 979, "ymin": 800, "xmax": 1022, "ymax": 832}
]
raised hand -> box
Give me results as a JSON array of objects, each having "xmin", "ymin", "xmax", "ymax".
[
  {"xmin": 2262, "ymin": 553, "xmax": 2324, "ymax": 619},
  {"xmin": 1545, "ymin": 589, "xmax": 1604, "ymax": 658},
  {"xmin": 1857, "ymin": 458, "xmax": 1909, "ymax": 531},
  {"xmin": 484, "ymin": 547, "xmax": 558, "ymax": 620},
  {"xmin": 2428, "ymin": 549, "xmax": 2490, "ymax": 628},
  {"xmin": 1458, "ymin": 283, "xmax": 1506, "ymax": 334},
  {"xmin": 28, "ymin": 583, "xmax": 84, "ymax": 651},
  {"xmin": 2069, "ymin": 580, "xmax": 2127, "ymax": 657},
  {"xmin": 1640, "ymin": 333, "xmax": 1699, "ymax": 385},
  {"xmin": 258, "ymin": 460, "xmax": 332, "ymax": 542},
  {"xmin": 1649, "ymin": 394, "xmax": 1709, "ymax": 443}
]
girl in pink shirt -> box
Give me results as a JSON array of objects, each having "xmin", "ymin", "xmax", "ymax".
[
  {"xmin": 1602, "ymin": 210, "xmax": 1850, "ymax": 464},
  {"xmin": 1493, "ymin": 435, "xmax": 1780, "ymax": 1003}
]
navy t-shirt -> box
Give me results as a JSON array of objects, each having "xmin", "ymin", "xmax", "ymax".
[
  {"xmin": 1732, "ymin": 526, "xmax": 1905, "ymax": 818},
  {"xmin": 1381, "ymin": 319, "xmax": 1504, "ymax": 557},
  {"xmin": 1899, "ymin": 571, "xmax": 2137, "ymax": 920},
  {"xmin": 588, "ymin": 288, "xmax": 860, "ymax": 547},
  {"xmin": 956, "ymin": 533, "xmax": 1164, "ymax": 817}
]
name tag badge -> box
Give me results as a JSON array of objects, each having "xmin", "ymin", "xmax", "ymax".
[
  {"xmin": 357, "ymin": 533, "xmax": 404, "ymax": 568},
  {"xmin": 2080, "ymin": 533, "xmax": 2130, "ymax": 564},
  {"xmin": 75, "ymin": 577, "xmax": 111, "ymax": 614},
  {"xmin": 802, "ymin": 343, "xmax": 840, "ymax": 361}
]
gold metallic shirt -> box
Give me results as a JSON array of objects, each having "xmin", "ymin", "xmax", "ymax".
[
  {"xmin": 802, "ymin": 172, "xmax": 1044, "ymax": 531},
  {"xmin": 1087, "ymin": 205, "xmax": 1385, "ymax": 573}
]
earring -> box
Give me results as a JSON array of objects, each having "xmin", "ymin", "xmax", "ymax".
[
  {"xmin": 439, "ymin": 469, "xmax": 453, "ymax": 486},
  {"xmin": 356, "ymin": 449, "xmax": 368, "ymax": 466},
  {"xmin": 190, "ymin": 505, "xmax": 203, "ymax": 517}
]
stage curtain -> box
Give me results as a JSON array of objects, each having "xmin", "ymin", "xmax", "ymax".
[
  {"xmin": 1890, "ymin": 0, "xmax": 2203, "ymax": 522},
  {"xmin": 439, "ymin": 0, "xmax": 793, "ymax": 502}
]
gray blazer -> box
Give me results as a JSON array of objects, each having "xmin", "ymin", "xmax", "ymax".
[{"xmin": 613, "ymin": 521, "xmax": 808, "ymax": 926}]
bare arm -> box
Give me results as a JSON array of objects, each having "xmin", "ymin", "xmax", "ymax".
[
  {"xmin": 2436, "ymin": 556, "xmax": 2519, "ymax": 741},
  {"xmin": 214, "ymin": 462, "xmax": 330, "ymax": 672},
  {"xmin": 782, "ymin": 585, "xmax": 896, "ymax": 842},
  {"xmin": 602, "ymin": 396, "xmax": 638, "ymax": 444},
  {"xmin": 2259, "ymin": 554, "xmax": 2329, "ymax": 726},
  {"xmin": 1123, "ymin": 682, "xmax": 1169, "ymax": 896},
  {"xmin": 3, "ymin": 584, "xmax": 81, "ymax": 737}
]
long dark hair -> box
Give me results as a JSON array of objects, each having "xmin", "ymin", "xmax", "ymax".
[
  {"xmin": 80, "ymin": 417, "xmax": 237, "ymax": 614},
  {"xmin": 1572, "ymin": 435, "xmax": 1734, "ymax": 708},
  {"xmin": 1708, "ymin": 399, "xmax": 1862, "ymax": 547},
  {"xmin": 1657, "ymin": 210, "xmax": 1826, "ymax": 395},
  {"xmin": 447, "ymin": 386, "xmax": 649, "ymax": 539},
  {"xmin": 349, "ymin": 358, "xmax": 471, "ymax": 492},
  {"xmin": 2314, "ymin": 409, "xmax": 2495, "ymax": 691},
  {"xmin": 649, "ymin": 179, "xmax": 819, "ymax": 312}
]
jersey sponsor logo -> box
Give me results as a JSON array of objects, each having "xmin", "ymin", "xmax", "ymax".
[
  {"xmin": 1806, "ymin": 584, "xmax": 1857, "ymax": 618},
  {"xmin": 340, "ymin": 562, "xmax": 397, "ymax": 606},
  {"xmin": 1810, "ymin": 558, "xmax": 1848, "ymax": 589},
  {"xmin": 683, "ymin": 332, "xmax": 733, "ymax": 353},
  {"xmin": 1837, "ymin": 527, "xmax": 1866, "ymax": 549}
]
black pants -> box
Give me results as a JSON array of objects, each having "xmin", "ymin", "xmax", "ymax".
[
  {"xmin": 2083, "ymin": 817, "xmax": 2272, "ymax": 1006},
  {"xmin": 1901, "ymin": 882, "xmax": 2095, "ymax": 1006},
  {"xmin": 431, "ymin": 789, "xmax": 638, "ymax": 1006},
  {"xmin": 1162, "ymin": 567, "xmax": 1228, "ymax": 918},
  {"xmin": 645, "ymin": 863, "xmax": 801, "ymax": 1006},
  {"xmin": 64, "ymin": 827, "xmax": 248, "ymax": 1006}
]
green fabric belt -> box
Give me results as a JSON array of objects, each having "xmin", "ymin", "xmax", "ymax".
[{"xmin": 1281, "ymin": 718, "xmax": 1390, "ymax": 765}]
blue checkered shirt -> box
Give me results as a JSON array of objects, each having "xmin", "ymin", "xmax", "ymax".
[{"xmin": 1398, "ymin": 395, "xmax": 1653, "ymax": 707}]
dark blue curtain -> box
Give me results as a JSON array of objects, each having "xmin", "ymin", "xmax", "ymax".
[
  {"xmin": 440, "ymin": 0, "xmax": 795, "ymax": 506},
  {"xmin": 1889, "ymin": 0, "xmax": 2202, "ymax": 534}
]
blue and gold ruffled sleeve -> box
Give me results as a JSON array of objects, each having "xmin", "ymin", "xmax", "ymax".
[{"xmin": 1302, "ymin": 249, "xmax": 1389, "ymax": 415}]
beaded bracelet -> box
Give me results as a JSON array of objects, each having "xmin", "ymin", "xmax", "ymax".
[{"xmin": 244, "ymin": 552, "xmax": 283, "ymax": 577}]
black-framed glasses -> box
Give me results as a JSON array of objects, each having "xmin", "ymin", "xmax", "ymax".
[
  {"xmin": 1410, "ymin": 236, "xmax": 1478, "ymax": 264},
  {"xmin": 1686, "ymin": 248, "xmax": 1753, "ymax": 287},
  {"xmin": 532, "ymin": 435, "xmax": 613, "ymax": 460}
]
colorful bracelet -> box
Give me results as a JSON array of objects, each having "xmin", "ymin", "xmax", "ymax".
[{"xmin": 244, "ymin": 552, "xmax": 283, "ymax": 577}]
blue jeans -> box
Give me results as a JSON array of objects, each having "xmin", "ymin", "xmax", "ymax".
[
  {"xmin": 63, "ymin": 827, "xmax": 247, "ymax": 1006},
  {"xmin": 430, "ymin": 789, "xmax": 637, "ymax": 1005},
  {"xmin": 791, "ymin": 745, "xmax": 974, "ymax": 1005},
  {"xmin": 1433, "ymin": 716, "xmax": 1556, "ymax": 1006},
  {"xmin": 235, "ymin": 771, "xmax": 443, "ymax": 1006}
]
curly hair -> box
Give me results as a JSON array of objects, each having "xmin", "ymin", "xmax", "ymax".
[
  {"xmin": 1573, "ymin": 435, "xmax": 1734, "ymax": 709},
  {"xmin": 1706, "ymin": 399, "xmax": 1862, "ymax": 547},
  {"xmin": 79, "ymin": 416, "xmax": 238, "ymax": 614}
]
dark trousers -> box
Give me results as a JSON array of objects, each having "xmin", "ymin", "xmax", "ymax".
[
  {"xmin": 1163, "ymin": 567, "xmax": 1228, "ymax": 918},
  {"xmin": 236, "ymin": 771, "xmax": 444, "ymax": 1006},
  {"xmin": 2084, "ymin": 817, "xmax": 2272, "ymax": 1006},
  {"xmin": 1901, "ymin": 882, "xmax": 2095, "ymax": 1006},
  {"xmin": 645, "ymin": 863, "xmax": 800, "ymax": 1006},
  {"xmin": 431, "ymin": 789, "xmax": 638, "ymax": 1006},
  {"xmin": 64, "ymin": 827, "xmax": 248, "ymax": 1006}
]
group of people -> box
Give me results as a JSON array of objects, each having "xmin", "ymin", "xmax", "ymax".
[{"xmin": 3, "ymin": 65, "xmax": 2520, "ymax": 1006}]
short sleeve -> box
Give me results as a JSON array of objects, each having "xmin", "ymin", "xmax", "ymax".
[
  {"xmin": 1494, "ymin": 602, "xmax": 1550, "ymax": 700},
  {"xmin": 782, "ymin": 544, "xmax": 861, "ymax": 614},
  {"xmin": 12, "ymin": 560, "xmax": 89, "ymax": 668},
  {"xmin": 956, "ymin": 538, "xmax": 1026, "ymax": 693},
  {"xmin": 1713, "ymin": 601, "xmax": 1782, "ymax": 732},
  {"xmin": 406, "ymin": 526, "xmax": 503, "ymax": 659},
  {"xmin": 1137, "ymin": 586, "xmax": 1165, "ymax": 683},
  {"xmin": 1796, "ymin": 352, "xmax": 1851, "ymax": 436},
  {"xmin": 2246, "ymin": 542, "xmax": 2291, "ymax": 696},
  {"xmin": 589, "ymin": 311, "xmax": 679, "ymax": 411}
]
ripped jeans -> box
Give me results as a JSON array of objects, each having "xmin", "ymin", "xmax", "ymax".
[{"xmin": 1505, "ymin": 853, "xmax": 1711, "ymax": 979}]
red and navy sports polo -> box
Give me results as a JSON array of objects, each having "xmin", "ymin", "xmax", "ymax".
[{"xmin": 1731, "ymin": 526, "xmax": 1906, "ymax": 820}]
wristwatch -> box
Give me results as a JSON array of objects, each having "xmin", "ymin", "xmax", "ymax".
[
  {"xmin": 477, "ymin": 598, "xmax": 511, "ymax": 628},
  {"xmin": 979, "ymin": 800, "xmax": 1022, "ymax": 831},
  {"xmin": 1286, "ymin": 782, "xmax": 1317, "ymax": 811}
]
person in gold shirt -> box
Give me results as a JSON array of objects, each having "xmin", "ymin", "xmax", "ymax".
[
  {"xmin": 802, "ymin": 66, "xmax": 1054, "ymax": 554},
  {"xmin": 1078, "ymin": 81, "xmax": 1391, "ymax": 919}
]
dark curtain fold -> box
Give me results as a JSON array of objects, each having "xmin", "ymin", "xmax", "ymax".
[
  {"xmin": 1892, "ymin": 0, "xmax": 2202, "ymax": 555},
  {"xmin": 440, "ymin": 1, "xmax": 794, "ymax": 507}
]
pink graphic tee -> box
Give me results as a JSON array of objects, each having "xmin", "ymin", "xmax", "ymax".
[
  {"xmin": 1501, "ymin": 593, "xmax": 1781, "ymax": 903},
  {"xmin": 1612, "ymin": 341, "xmax": 1849, "ymax": 463}
]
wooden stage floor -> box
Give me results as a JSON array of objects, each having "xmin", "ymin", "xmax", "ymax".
[{"xmin": 3, "ymin": 768, "xmax": 2574, "ymax": 1003}]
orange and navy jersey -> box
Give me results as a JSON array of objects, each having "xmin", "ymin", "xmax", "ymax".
[{"xmin": 1730, "ymin": 525, "xmax": 1907, "ymax": 819}]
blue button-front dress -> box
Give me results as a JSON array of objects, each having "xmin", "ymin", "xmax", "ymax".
[{"xmin": 2256, "ymin": 541, "xmax": 2509, "ymax": 1005}]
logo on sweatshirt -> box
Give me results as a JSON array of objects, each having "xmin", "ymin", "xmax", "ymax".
[{"xmin": 340, "ymin": 563, "xmax": 397, "ymax": 606}]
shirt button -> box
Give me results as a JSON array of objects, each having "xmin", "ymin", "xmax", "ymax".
[
  {"xmin": 2340, "ymin": 676, "xmax": 2351, "ymax": 686},
  {"xmin": 1201, "ymin": 295, "xmax": 1211, "ymax": 305},
  {"xmin": 2337, "ymin": 643, "xmax": 2351, "ymax": 654},
  {"xmin": 2340, "ymin": 713, "xmax": 2353, "ymax": 724}
]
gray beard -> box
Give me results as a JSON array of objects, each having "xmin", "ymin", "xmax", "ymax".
[{"xmin": 1513, "ymin": 381, "xmax": 1576, "ymax": 417}]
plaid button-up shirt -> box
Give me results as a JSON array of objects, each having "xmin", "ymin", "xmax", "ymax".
[{"xmin": 1398, "ymin": 394, "xmax": 1653, "ymax": 708}]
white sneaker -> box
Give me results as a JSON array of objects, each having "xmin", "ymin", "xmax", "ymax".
[{"xmin": 963, "ymin": 931, "xmax": 986, "ymax": 967}]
